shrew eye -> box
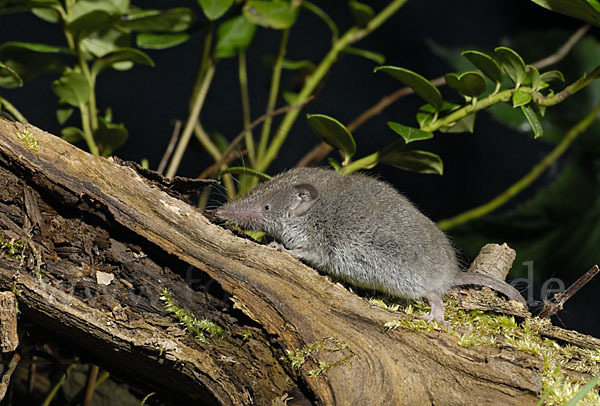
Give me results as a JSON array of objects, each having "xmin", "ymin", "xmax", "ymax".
[{"xmin": 264, "ymin": 204, "xmax": 271, "ymax": 211}]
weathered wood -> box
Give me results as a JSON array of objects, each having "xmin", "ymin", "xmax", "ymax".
[
  {"xmin": 0, "ymin": 121, "xmax": 300, "ymax": 405},
  {"xmin": 0, "ymin": 117, "xmax": 595, "ymax": 404},
  {"xmin": 0, "ymin": 291, "xmax": 18, "ymax": 352}
]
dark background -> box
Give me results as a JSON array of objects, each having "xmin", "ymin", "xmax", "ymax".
[{"xmin": 1, "ymin": 1, "xmax": 599, "ymax": 336}]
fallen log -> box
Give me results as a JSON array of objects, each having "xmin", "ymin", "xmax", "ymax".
[{"xmin": 0, "ymin": 117, "xmax": 597, "ymax": 405}]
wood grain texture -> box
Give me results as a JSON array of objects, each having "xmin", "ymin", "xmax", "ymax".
[{"xmin": 0, "ymin": 291, "xmax": 18, "ymax": 352}]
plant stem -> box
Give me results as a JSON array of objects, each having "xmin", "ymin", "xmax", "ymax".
[
  {"xmin": 42, "ymin": 364, "xmax": 75, "ymax": 406},
  {"xmin": 421, "ymin": 65, "xmax": 600, "ymax": 134},
  {"xmin": 296, "ymin": 25, "xmax": 589, "ymax": 168},
  {"xmin": 238, "ymin": 51, "xmax": 255, "ymax": 166},
  {"xmin": 437, "ymin": 103, "xmax": 600, "ymax": 231},
  {"xmin": 421, "ymin": 88, "xmax": 513, "ymax": 132},
  {"xmin": 79, "ymin": 102, "xmax": 99, "ymax": 155},
  {"xmin": 257, "ymin": 0, "xmax": 408, "ymax": 173},
  {"xmin": 62, "ymin": 0, "xmax": 75, "ymax": 50},
  {"xmin": 341, "ymin": 139, "xmax": 404, "ymax": 174},
  {"xmin": 194, "ymin": 121, "xmax": 221, "ymax": 161},
  {"xmin": 194, "ymin": 122, "xmax": 236, "ymax": 200},
  {"xmin": 0, "ymin": 96, "xmax": 28, "ymax": 123},
  {"xmin": 257, "ymin": 28, "xmax": 289, "ymax": 162},
  {"xmin": 190, "ymin": 27, "xmax": 214, "ymax": 111},
  {"xmin": 76, "ymin": 43, "xmax": 98, "ymax": 131},
  {"xmin": 166, "ymin": 28, "xmax": 215, "ymax": 178},
  {"xmin": 165, "ymin": 60, "xmax": 216, "ymax": 178},
  {"xmin": 534, "ymin": 65, "xmax": 600, "ymax": 106}
]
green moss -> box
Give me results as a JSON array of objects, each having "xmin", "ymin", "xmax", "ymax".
[
  {"xmin": 160, "ymin": 288, "xmax": 228, "ymax": 343},
  {"xmin": 1, "ymin": 234, "xmax": 25, "ymax": 259},
  {"xmin": 280, "ymin": 336, "xmax": 353, "ymax": 377},
  {"xmin": 17, "ymin": 128, "xmax": 38, "ymax": 154},
  {"xmin": 382, "ymin": 298, "xmax": 600, "ymax": 405}
]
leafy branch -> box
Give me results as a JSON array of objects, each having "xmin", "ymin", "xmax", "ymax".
[
  {"xmin": 302, "ymin": 41, "xmax": 600, "ymax": 185},
  {"xmin": 295, "ymin": 24, "xmax": 591, "ymax": 168},
  {"xmin": 0, "ymin": 0, "xmax": 183, "ymax": 156},
  {"xmin": 256, "ymin": 0, "xmax": 409, "ymax": 174},
  {"xmin": 157, "ymin": 0, "xmax": 407, "ymax": 199}
]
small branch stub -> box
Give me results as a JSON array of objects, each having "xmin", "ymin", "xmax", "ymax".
[{"xmin": 467, "ymin": 242, "xmax": 516, "ymax": 280}]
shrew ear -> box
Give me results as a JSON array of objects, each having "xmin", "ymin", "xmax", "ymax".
[{"xmin": 287, "ymin": 183, "xmax": 319, "ymax": 217}]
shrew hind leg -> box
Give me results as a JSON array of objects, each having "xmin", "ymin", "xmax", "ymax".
[{"xmin": 422, "ymin": 292, "xmax": 445, "ymax": 322}]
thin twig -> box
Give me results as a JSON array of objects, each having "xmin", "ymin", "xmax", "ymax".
[
  {"xmin": 157, "ymin": 120, "xmax": 182, "ymax": 175},
  {"xmin": 259, "ymin": 0, "xmax": 409, "ymax": 173},
  {"xmin": 83, "ymin": 364, "xmax": 100, "ymax": 406},
  {"xmin": 532, "ymin": 24, "xmax": 590, "ymax": 70},
  {"xmin": 295, "ymin": 24, "xmax": 590, "ymax": 168},
  {"xmin": 0, "ymin": 352, "xmax": 21, "ymax": 401},
  {"xmin": 198, "ymin": 151, "xmax": 246, "ymax": 180},
  {"xmin": 201, "ymin": 97, "xmax": 313, "ymax": 179},
  {"xmin": 539, "ymin": 265, "xmax": 599, "ymax": 319}
]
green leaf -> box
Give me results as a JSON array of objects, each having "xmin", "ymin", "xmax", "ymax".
[
  {"xmin": 512, "ymin": 90, "xmax": 532, "ymax": 107},
  {"xmin": 526, "ymin": 65, "xmax": 541, "ymax": 91},
  {"xmin": 306, "ymin": 113, "xmax": 356, "ymax": 162},
  {"xmin": 0, "ymin": 41, "xmax": 67, "ymax": 55},
  {"xmin": 31, "ymin": 7, "xmax": 60, "ymax": 23},
  {"xmin": 51, "ymin": 71, "xmax": 90, "ymax": 107},
  {"xmin": 282, "ymin": 89, "xmax": 299, "ymax": 106},
  {"xmin": 461, "ymin": 50, "xmax": 503, "ymax": 87},
  {"xmin": 444, "ymin": 71, "xmax": 487, "ymax": 98},
  {"xmin": 387, "ymin": 122, "xmax": 434, "ymax": 143},
  {"xmin": 0, "ymin": 55, "xmax": 65, "ymax": 86},
  {"xmin": 301, "ymin": 1, "xmax": 338, "ymax": 41},
  {"xmin": 56, "ymin": 101, "xmax": 74, "ymax": 124},
  {"xmin": 243, "ymin": 1, "xmax": 299, "ymax": 29},
  {"xmin": 66, "ymin": 10, "xmax": 118, "ymax": 39},
  {"xmin": 438, "ymin": 113, "xmax": 476, "ymax": 134},
  {"xmin": 530, "ymin": 0, "xmax": 600, "ymax": 27},
  {"xmin": 214, "ymin": 15, "xmax": 257, "ymax": 58},
  {"xmin": 381, "ymin": 150, "xmax": 443, "ymax": 175},
  {"xmin": 327, "ymin": 157, "xmax": 341, "ymax": 170},
  {"xmin": 348, "ymin": 0, "xmax": 374, "ymax": 26},
  {"xmin": 96, "ymin": 116, "xmax": 128, "ymax": 156},
  {"xmin": 80, "ymin": 28, "xmax": 130, "ymax": 58},
  {"xmin": 0, "ymin": 62, "xmax": 23, "ymax": 88},
  {"xmin": 488, "ymin": 32, "xmax": 599, "ymax": 146},
  {"xmin": 224, "ymin": 167, "xmax": 271, "ymax": 180},
  {"xmin": 521, "ymin": 105, "xmax": 543, "ymax": 138},
  {"xmin": 61, "ymin": 126, "xmax": 84, "ymax": 143},
  {"xmin": 495, "ymin": 46, "xmax": 526, "ymax": 88},
  {"xmin": 69, "ymin": 0, "xmax": 128, "ymax": 21},
  {"xmin": 374, "ymin": 66, "xmax": 444, "ymax": 113},
  {"xmin": 416, "ymin": 101, "xmax": 461, "ymax": 128},
  {"xmin": 199, "ymin": 0, "xmax": 233, "ymax": 20},
  {"xmin": 91, "ymin": 48, "xmax": 154, "ymax": 78},
  {"xmin": 136, "ymin": 32, "xmax": 191, "ymax": 49},
  {"xmin": 342, "ymin": 47, "xmax": 385, "ymax": 64},
  {"xmin": 539, "ymin": 70, "xmax": 565, "ymax": 83},
  {"xmin": 118, "ymin": 8, "xmax": 196, "ymax": 32}
]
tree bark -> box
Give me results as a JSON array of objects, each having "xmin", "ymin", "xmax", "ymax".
[{"xmin": 0, "ymin": 117, "xmax": 596, "ymax": 405}]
